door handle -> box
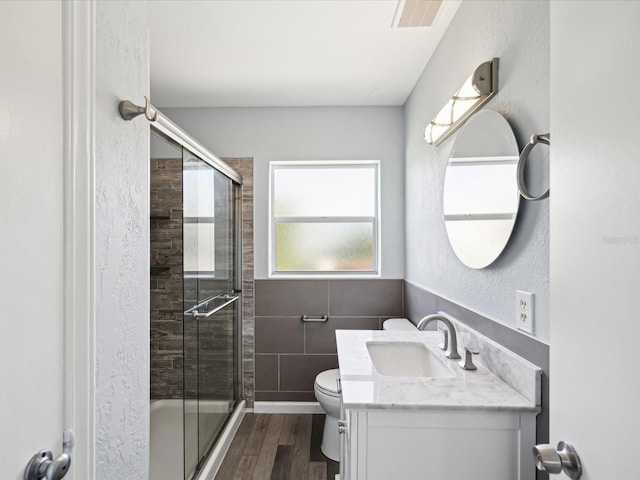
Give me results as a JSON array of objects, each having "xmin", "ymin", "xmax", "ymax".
[
  {"xmin": 532, "ymin": 441, "xmax": 582, "ymax": 479},
  {"xmin": 24, "ymin": 450, "xmax": 71, "ymax": 480}
]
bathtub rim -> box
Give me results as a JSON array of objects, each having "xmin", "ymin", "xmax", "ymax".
[{"xmin": 149, "ymin": 398, "xmax": 246, "ymax": 480}]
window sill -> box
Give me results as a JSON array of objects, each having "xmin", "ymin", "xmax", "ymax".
[{"xmin": 268, "ymin": 272, "xmax": 381, "ymax": 280}]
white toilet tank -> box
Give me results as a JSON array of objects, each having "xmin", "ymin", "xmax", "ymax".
[{"xmin": 382, "ymin": 318, "xmax": 417, "ymax": 331}]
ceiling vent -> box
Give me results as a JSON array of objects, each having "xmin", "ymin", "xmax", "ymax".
[{"xmin": 392, "ymin": 0, "xmax": 443, "ymax": 28}]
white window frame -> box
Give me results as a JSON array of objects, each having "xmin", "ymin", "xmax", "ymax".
[{"xmin": 269, "ymin": 160, "xmax": 381, "ymax": 278}]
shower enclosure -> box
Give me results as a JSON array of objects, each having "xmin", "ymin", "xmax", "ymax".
[{"xmin": 149, "ymin": 118, "xmax": 243, "ymax": 480}]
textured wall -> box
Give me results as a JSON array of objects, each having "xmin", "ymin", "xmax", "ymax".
[
  {"xmin": 404, "ymin": 0, "xmax": 550, "ymax": 341},
  {"xmin": 94, "ymin": 1, "xmax": 150, "ymax": 478},
  {"xmin": 160, "ymin": 106, "xmax": 406, "ymax": 279}
]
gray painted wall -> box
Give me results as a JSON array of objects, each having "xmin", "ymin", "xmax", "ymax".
[
  {"xmin": 404, "ymin": 0, "xmax": 551, "ymax": 341},
  {"xmin": 159, "ymin": 107, "xmax": 406, "ymax": 279}
]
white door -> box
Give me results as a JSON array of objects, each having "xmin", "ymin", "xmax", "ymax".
[
  {"xmin": 550, "ymin": 2, "xmax": 640, "ymax": 479},
  {"xmin": 0, "ymin": 1, "xmax": 65, "ymax": 478}
]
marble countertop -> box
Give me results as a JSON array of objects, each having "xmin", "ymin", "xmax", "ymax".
[{"xmin": 336, "ymin": 330, "xmax": 540, "ymax": 413}]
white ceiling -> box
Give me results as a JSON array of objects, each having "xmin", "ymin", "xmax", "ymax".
[{"xmin": 149, "ymin": 0, "xmax": 461, "ymax": 108}]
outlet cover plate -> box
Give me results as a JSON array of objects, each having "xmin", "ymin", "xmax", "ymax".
[{"xmin": 516, "ymin": 290, "xmax": 535, "ymax": 334}]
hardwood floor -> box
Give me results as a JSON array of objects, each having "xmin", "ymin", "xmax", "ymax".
[{"xmin": 215, "ymin": 414, "xmax": 339, "ymax": 480}]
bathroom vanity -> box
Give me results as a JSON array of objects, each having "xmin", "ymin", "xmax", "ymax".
[{"xmin": 336, "ymin": 328, "xmax": 541, "ymax": 480}]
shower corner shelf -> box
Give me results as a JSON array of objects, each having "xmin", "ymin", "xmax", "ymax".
[{"xmin": 150, "ymin": 266, "xmax": 171, "ymax": 276}]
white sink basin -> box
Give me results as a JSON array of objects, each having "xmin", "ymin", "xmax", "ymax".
[{"xmin": 366, "ymin": 341, "xmax": 455, "ymax": 378}]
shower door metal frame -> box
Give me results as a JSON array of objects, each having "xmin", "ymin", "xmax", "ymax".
[
  {"xmin": 234, "ymin": 182, "xmax": 243, "ymax": 403},
  {"xmin": 150, "ymin": 107, "xmax": 242, "ymax": 185},
  {"xmin": 150, "ymin": 113, "xmax": 244, "ymax": 479}
]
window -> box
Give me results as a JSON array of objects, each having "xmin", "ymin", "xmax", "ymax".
[{"xmin": 270, "ymin": 161, "xmax": 380, "ymax": 276}]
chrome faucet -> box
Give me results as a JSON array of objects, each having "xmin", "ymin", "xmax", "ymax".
[{"xmin": 416, "ymin": 314, "xmax": 461, "ymax": 360}]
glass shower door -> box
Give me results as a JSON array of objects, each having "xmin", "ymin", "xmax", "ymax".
[{"xmin": 183, "ymin": 149, "xmax": 238, "ymax": 479}]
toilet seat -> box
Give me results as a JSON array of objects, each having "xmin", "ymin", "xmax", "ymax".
[{"xmin": 314, "ymin": 368, "xmax": 340, "ymax": 397}]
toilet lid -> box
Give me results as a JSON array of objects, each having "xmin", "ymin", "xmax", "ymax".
[{"xmin": 315, "ymin": 369, "xmax": 341, "ymax": 397}]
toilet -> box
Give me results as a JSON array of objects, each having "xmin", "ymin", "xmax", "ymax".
[
  {"xmin": 313, "ymin": 368, "xmax": 342, "ymax": 461},
  {"xmin": 314, "ymin": 317, "xmax": 417, "ymax": 461}
]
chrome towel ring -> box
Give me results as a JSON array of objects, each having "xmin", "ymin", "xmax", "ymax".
[{"xmin": 517, "ymin": 133, "xmax": 550, "ymax": 201}]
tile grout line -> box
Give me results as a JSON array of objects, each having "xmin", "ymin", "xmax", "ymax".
[
  {"xmin": 327, "ymin": 279, "xmax": 331, "ymax": 319},
  {"xmin": 277, "ymin": 354, "xmax": 281, "ymax": 393}
]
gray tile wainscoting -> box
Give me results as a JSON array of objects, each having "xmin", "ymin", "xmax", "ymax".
[
  {"xmin": 255, "ymin": 279, "xmax": 403, "ymax": 401},
  {"xmin": 252, "ymin": 278, "xmax": 548, "ymax": 448},
  {"xmin": 403, "ymin": 280, "xmax": 550, "ymax": 447}
]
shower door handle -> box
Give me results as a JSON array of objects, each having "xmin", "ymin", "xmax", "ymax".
[{"xmin": 189, "ymin": 294, "xmax": 240, "ymax": 319}]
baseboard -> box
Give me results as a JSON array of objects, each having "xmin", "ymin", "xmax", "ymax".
[{"xmin": 253, "ymin": 401, "xmax": 324, "ymax": 414}]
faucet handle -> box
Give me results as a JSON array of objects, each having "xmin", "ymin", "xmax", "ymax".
[
  {"xmin": 438, "ymin": 329, "xmax": 448, "ymax": 351},
  {"xmin": 458, "ymin": 347, "xmax": 479, "ymax": 371}
]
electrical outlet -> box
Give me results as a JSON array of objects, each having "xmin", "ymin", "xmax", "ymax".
[{"xmin": 516, "ymin": 290, "xmax": 535, "ymax": 334}]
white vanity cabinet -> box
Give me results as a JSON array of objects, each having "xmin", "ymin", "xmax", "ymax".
[
  {"xmin": 339, "ymin": 405, "xmax": 537, "ymax": 480},
  {"xmin": 336, "ymin": 329, "xmax": 543, "ymax": 480}
]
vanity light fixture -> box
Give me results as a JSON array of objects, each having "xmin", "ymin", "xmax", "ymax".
[{"xmin": 424, "ymin": 58, "xmax": 499, "ymax": 146}]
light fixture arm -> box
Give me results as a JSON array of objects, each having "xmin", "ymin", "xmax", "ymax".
[{"xmin": 472, "ymin": 59, "xmax": 497, "ymax": 96}]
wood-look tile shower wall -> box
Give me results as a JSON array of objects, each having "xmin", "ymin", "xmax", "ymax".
[
  {"xmin": 150, "ymin": 157, "xmax": 255, "ymax": 407},
  {"xmin": 150, "ymin": 157, "xmax": 184, "ymax": 399}
]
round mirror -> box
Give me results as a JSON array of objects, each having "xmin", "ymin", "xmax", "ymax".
[{"xmin": 443, "ymin": 110, "xmax": 520, "ymax": 269}]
